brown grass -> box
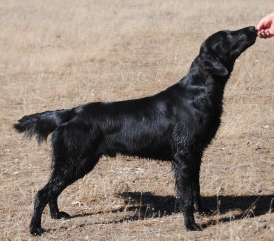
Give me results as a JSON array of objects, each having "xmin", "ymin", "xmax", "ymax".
[{"xmin": 1, "ymin": 0, "xmax": 274, "ymax": 240}]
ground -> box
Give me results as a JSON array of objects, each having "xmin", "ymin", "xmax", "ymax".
[{"xmin": 1, "ymin": 0, "xmax": 274, "ymax": 240}]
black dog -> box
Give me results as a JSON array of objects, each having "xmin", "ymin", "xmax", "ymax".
[{"xmin": 14, "ymin": 26, "xmax": 257, "ymax": 235}]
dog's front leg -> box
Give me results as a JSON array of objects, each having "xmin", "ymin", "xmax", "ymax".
[
  {"xmin": 191, "ymin": 153, "xmax": 212, "ymax": 216},
  {"xmin": 173, "ymin": 153, "xmax": 202, "ymax": 231}
]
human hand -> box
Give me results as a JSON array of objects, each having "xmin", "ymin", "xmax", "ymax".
[{"xmin": 256, "ymin": 12, "xmax": 274, "ymax": 38}]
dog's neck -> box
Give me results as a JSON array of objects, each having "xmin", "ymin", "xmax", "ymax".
[
  {"xmin": 182, "ymin": 56, "xmax": 231, "ymax": 88},
  {"xmin": 177, "ymin": 55, "xmax": 230, "ymax": 108}
]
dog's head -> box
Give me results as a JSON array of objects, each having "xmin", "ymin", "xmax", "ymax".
[{"xmin": 200, "ymin": 26, "xmax": 257, "ymax": 77}]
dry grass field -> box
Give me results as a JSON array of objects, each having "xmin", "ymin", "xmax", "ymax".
[{"xmin": 1, "ymin": 0, "xmax": 274, "ymax": 240}]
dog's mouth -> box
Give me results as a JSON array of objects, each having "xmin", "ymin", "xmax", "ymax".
[{"xmin": 244, "ymin": 26, "xmax": 257, "ymax": 44}]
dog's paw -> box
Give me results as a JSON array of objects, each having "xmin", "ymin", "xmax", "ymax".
[
  {"xmin": 51, "ymin": 211, "xmax": 71, "ymax": 219},
  {"xmin": 30, "ymin": 226, "xmax": 46, "ymax": 236},
  {"xmin": 186, "ymin": 222, "xmax": 203, "ymax": 231}
]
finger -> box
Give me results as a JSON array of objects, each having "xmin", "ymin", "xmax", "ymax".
[
  {"xmin": 257, "ymin": 31, "xmax": 263, "ymax": 38},
  {"xmin": 269, "ymin": 25, "xmax": 274, "ymax": 37},
  {"xmin": 261, "ymin": 31, "xmax": 267, "ymax": 38},
  {"xmin": 257, "ymin": 30, "xmax": 264, "ymax": 38},
  {"xmin": 264, "ymin": 29, "xmax": 273, "ymax": 38}
]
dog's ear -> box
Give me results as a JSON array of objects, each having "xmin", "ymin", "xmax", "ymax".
[
  {"xmin": 200, "ymin": 43, "xmax": 229, "ymax": 77},
  {"xmin": 204, "ymin": 57, "xmax": 229, "ymax": 77}
]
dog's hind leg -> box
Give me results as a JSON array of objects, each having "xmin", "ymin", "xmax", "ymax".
[
  {"xmin": 30, "ymin": 156, "xmax": 99, "ymax": 235},
  {"xmin": 49, "ymin": 157, "xmax": 99, "ymax": 220},
  {"xmin": 29, "ymin": 174, "xmax": 69, "ymax": 235},
  {"xmin": 49, "ymin": 198, "xmax": 70, "ymax": 219},
  {"xmin": 47, "ymin": 123, "xmax": 100, "ymax": 220},
  {"xmin": 173, "ymin": 153, "xmax": 202, "ymax": 231}
]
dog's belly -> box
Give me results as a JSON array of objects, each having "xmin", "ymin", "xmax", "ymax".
[
  {"xmin": 121, "ymin": 143, "xmax": 174, "ymax": 161},
  {"xmin": 102, "ymin": 133, "xmax": 173, "ymax": 161}
]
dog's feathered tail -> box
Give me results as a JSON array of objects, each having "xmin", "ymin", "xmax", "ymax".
[{"xmin": 13, "ymin": 109, "xmax": 75, "ymax": 143}]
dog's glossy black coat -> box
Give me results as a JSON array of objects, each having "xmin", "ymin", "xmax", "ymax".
[{"xmin": 14, "ymin": 26, "xmax": 257, "ymax": 235}]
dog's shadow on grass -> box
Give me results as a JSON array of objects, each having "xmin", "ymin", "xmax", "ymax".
[{"xmin": 69, "ymin": 192, "xmax": 274, "ymax": 229}]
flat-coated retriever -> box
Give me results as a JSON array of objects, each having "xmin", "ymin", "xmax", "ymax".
[{"xmin": 14, "ymin": 26, "xmax": 257, "ymax": 235}]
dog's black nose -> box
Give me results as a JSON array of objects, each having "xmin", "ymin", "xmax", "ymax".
[
  {"xmin": 243, "ymin": 26, "xmax": 257, "ymax": 40},
  {"xmin": 248, "ymin": 26, "xmax": 256, "ymax": 33},
  {"xmin": 248, "ymin": 26, "xmax": 257, "ymax": 40}
]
